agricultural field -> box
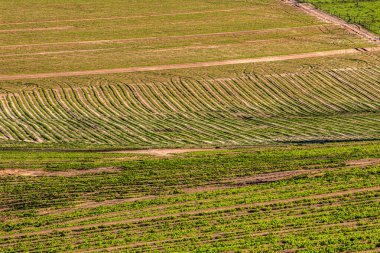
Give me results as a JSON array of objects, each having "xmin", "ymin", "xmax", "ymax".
[
  {"xmin": 1, "ymin": 63, "xmax": 380, "ymax": 147},
  {"xmin": 301, "ymin": 0, "xmax": 380, "ymax": 34},
  {"xmin": 1, "ymin": 0, "xmax": 380, "ymax": 252},
  {"xmin": 1, "ymin": 142, "xmax": 380, "ymax": 252},
  {"xmin": 0, "ymin": 0, "xmax": 379, "ymax": 148}
]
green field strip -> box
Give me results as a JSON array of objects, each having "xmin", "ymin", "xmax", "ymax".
[
  {"xmin": 2, "ymin": 191, "xmax": 378, "ymax": 240},
  {"xmin": 25, "ymin": 193, "xmax": 378, "ymax": 236},
  {"xmin": 3, "ymin": 202, "xmax": 378, "ymax": 252}
]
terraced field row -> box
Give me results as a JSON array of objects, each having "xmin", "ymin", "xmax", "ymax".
[{"xmin": 0, "ymin": 66, "xmax": 380, "ymax": 146}]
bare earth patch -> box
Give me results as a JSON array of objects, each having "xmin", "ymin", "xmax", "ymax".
[
  {"xmin": 347, "ymin": 158, "xmax": 380, "ymax": 167},
  {"xmin": 112, "ymin": 148, "xmax": 214, "ymax": 156},
  {"xmin": 0, "ymin": 26, "xmax": 73, "ymax": 33},
  {"xmin": 0, "ymin": 167, "xmax": 122, "ymax": 177}
]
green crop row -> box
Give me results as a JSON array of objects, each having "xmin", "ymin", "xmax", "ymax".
[{"xmin": 0, "ymin": 141, "xmax": 380, "ymax": 252}]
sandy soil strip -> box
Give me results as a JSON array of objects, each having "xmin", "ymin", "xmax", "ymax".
[
  {"xmin": 347, "ymin": 158, "xmax": 380, "ymax": 167},
  {"xmin": 0, "ymin": 24, "xmax": 332, "ymax": 49},
  {"xmin": 0, "ymin": 47, "xmax": 378, "ymax": 81},
  {"xmin": 2, "ymin": 186, "xmax": 378, "ymax": 239},
  {"xmin": 283, "ymin": 0, "xmax": 380, "ymax": 45},
  {"xmin": 0, "ymin": 26, "xmax": 73, "ymax": 33},
  {"xmin": 0, "ymin": 167, "xmax": 122, "ymax": 177},
  {"xmin": 0, "ymin": 8, "xmax": 257, "ymax": 26},
  {"xmin": 111, "ymin": 148, "xmax": 214, "ymax": 156}
]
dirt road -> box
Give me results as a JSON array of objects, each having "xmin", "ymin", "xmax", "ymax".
[
  {"xmin": 283, "ymin": 0, "xmax": 380, "ymax": 45},
  {"xmin": 0, "ymin": 47, "xmax": 378, "ymax": 81}
]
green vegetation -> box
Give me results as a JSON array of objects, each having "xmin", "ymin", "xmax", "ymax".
[
  {"xmin": 0, "ymin": 1, "xmax": 379, "ymax": 251},
  {"xmin": 301, "ymin": 0, "xmax": 380, "ymax": 34},
  {"xmin": 1, "ymin": 142, "xmax": 379, "ymax": 251},
  {"xmin": 0, "ymin": 0, "xmax": 377, "ymax": 148}
]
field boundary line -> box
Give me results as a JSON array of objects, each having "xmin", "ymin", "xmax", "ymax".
[
  {"xmin": 2, "ymin": 185, "xmax": 379, "ymax": 239},
  {"xmin": 282, "ymin": 0, "xmax": 380, "ymax": 45},
  {"xmin": 0, "ymin": 26, "xmax": 73, "ymax": 33},
  {"xmin": 0, "ymin": 47, "xmax": 379, "ymax": 81},
  {"xmin": 0, "ymin": 8, "xmax": 258, "ymax": 26},
  {"xmin": 0, "ymin": 24, "xmax": 334, "ymax": 49}
]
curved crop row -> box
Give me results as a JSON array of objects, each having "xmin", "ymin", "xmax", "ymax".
[{"xmin": 0, "ymin": 67, "xmax": 379, "ymax": 146}]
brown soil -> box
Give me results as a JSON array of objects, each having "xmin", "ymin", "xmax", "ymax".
[
  {"xmin": 112, "ymin": 148, "xmax": 214, "ymax": 156},
  {"xmin": 3, "ymin": 185, "xmax": 379, "ymax": 239},
  {"xmin": 347, "ymin": 158, "xmax": 380, "ymax": 167},
  {"xmin": 0, "ymin": 167, "xmax": 122, "ymax": 177},
  {"xmin": 1, "ymin": 47, "xmax": 378, "ymax": 81},
  {"xmin": 0, "ymin": 26, "xmax": 73, "ymax": 33}
]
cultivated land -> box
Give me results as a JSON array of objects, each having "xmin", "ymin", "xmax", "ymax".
[
  {"xmin": 1, "ymin": 142, "xmax": 380, "ymax": 252},
  {"xmin": 0, "ymin": 0, "xmax": 379, "ymax": 148},
  {"xmin": 1, "ymin": 0, "xmax": 380, "ymax": 252}
]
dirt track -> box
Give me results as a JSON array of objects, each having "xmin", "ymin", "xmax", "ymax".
[
  {"xmin": 0, "ymin": 26, "xmax": 73, "ymax": 33},
  {"xmin": 283, "ymin": 0, "xmax": 380, "ymax": 45},
  {"xmin": 1, "ymin": 47, "xmax": 378, "ymax": 81},
  {"xmin": 0, "ymin": 167, "xmax": 122, "ymax": 177},
  {"xmin": 112, "ymin": 148, "xmax": 213, "ymax": 156}
]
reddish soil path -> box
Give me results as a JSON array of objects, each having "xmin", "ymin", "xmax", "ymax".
[
  {"xmin": 0, "ymin": 167, "xmax": 122, "ymax": 177},
  {"xmin": 1, "ymin": 47, "xmax": 378, "ymax": 81}
]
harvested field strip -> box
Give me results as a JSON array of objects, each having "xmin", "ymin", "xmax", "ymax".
[
  {"xmin": 1, "ymin": 47, "xmax": 379, "ymax": 81},
  {"xmin": 0, "ymin": 24, "xmax": 331, "ymax": 49},
  {"xmin": 0, "ymin": 8, "xmax": 258, "ymax": 26},
  {"xmin": 0, "ymin": 67, "xmax": 380, "ymax": 145}
]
